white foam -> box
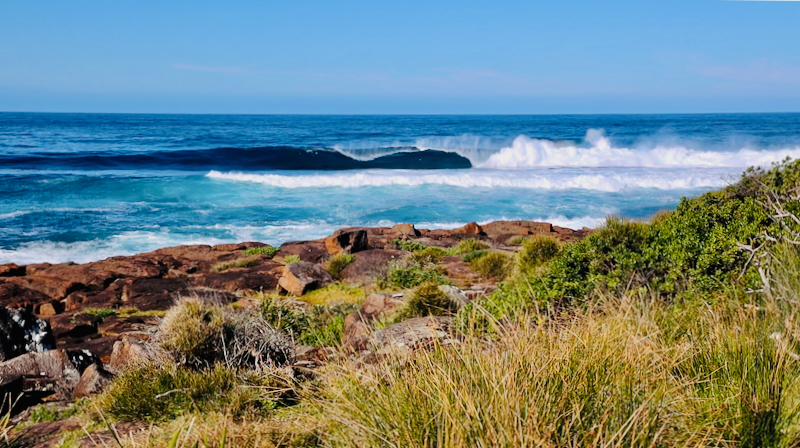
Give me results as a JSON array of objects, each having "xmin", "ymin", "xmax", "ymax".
[
  {"xmin": 480, "ymin": 130, "xmax": 800, "ymax": 169},
  {"xmin": 0, "ymin": 211, "xmax": 30, "ymax": 220},
  {"xmin": 206, "ymin": 168, "xmax": 731, "ymax": 192}
]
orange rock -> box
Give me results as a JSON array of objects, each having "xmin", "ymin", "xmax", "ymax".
[{"xmin": 457, "ymin": 222, "xmax": 484, "ymax": 235}]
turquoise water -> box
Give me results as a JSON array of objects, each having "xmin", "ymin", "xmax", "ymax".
[{"xmin": 2, "ymin": 113, "xmax": 800, "ymax": 264}]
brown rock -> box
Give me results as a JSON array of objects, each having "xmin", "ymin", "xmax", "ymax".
[
  {"xmin": 343, "ymin": 293, "xmax": 404, "ymax": 350},
  {"xmin": 324, "ymin": 229, "xmax": 368, "ymax": 255},
  {"xmin": 339, "ymin": 249, "xmax": 403, "ymax": 283},
  {"xmin": 108, "ymin": 336, "xmax": 152, "ymax": 373},
  {"xmin": 0, "ymin": 282, "xmax": 52, "ymax": 308},
  {"xmin": 456, "ymin": 222, "xmax": 484, "ymax": 235},
  {"xmin": 278, "ymin": 262, "xmax": 334, "ymax": 296},
  {"xmin": 37, "ymin": 301, "xmax": 62, "ymax": 316},
  {"xmin": 370, "ymin": 316, "xmax": 455, "ymax": 354},
  {"xmin": 391, "ymin": 223, "xmax": 420, "ymax": 237},
  {"xmin": 193, "ymin": 262, "xmax": 283, "ymax": 293},
  {"xmin": 0, "ymin": 263, "xmax": 25, "ymax": 277},
  {"xmin": 0, "ymin": 349, "xmax": 89, "ymax": 398},
  {"xmin": 278, "ymin": 240, "xmax": 329, "ymax": 264},
  {"xmin": 72, "ymin": 364, "xmax": 114, "ymax": 399}
]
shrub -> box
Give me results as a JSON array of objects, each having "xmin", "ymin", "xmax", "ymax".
[
  {"xmin": 393, "ymin": 239, "xmax": 427, "ymax": 252},
  {"xmin": 301, "ymin": 283, "xmax": 366, "ymax": 306},
  {"xmin": 448, "ymin": 238, "xmax": 490, "ymax": 255},
  {"xmin": 159, "ymin": 297, "xmax": 225, "ymax": 367},
  {"xmin": 98, "ymin": 363, "xmax": 286, "ymax": 422},
  {"xmin": 409, "ymin": 246, "xmax": 448, "ymax": 265},
  {"xmin": 300, "ymin": 303, "xmax": 360, "ymax": 347},
  {"xmin": 517, "ymin": 236, "xmax": 560, "ymax": 272},
  {"xmin": 244, "ymin": 245, "xmax": 280, "ymax": 258},
  {"xmin": 386, "ymin": 261, "xmax": 450, "ymax": 289},
  {"xmin": 395, "ymin": 282, "xmax": 458, "ymax": 321},
  {"xmin": 260, "ymin": 295, "xmax": 310, "ymax": 341},
  {"xmin": 326, "ymin": 253, "xmax": 355, "ymax": 279},
  {"xmin": 283, "ymin": 254, "xmax": 301, "ymax": 264},
  {"xmin": 461, "ymin": 250, "xmax": 487, "ymax": 263},
  {"xmin": 210, "ymin": 256, "xmax": 261, "ymax": 273},
  {"xmin": 470, "ymin": 251, "xmax": 513, "ymax": 280}
]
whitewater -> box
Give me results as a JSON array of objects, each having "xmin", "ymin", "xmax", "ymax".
[{"xmin": 2, "ymin": 113, "xmax": 799, "ymax": 264}]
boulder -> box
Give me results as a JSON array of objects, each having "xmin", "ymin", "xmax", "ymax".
[
  {"xmin": 108, "ymin": 336, "xmax": 167, "ymax": 373},
  {"xmin": 72, "ymin": 364, "xmax": 114, "ymax": 399},
  {"xmin": 0, "ymin": 349, "xmax": 101, "ymax": 399},
  {"xmin": 456, "ymin": 222, "xmax": 484, "ymax": 235},
  {"xmin": 0, "ymin": 263, "xmax": 25, "ymax": 277},
  {"xmin": 370, "ymin": 316, "xmax": 455, "ymax": 354},
  {"xmin": 438, "ymin": 285, "xmax": 470, "ymax": 307},
  {"xmin": 0, "ymin": 307, "xmax": 55, "ymax": 362},
  {"xmin": 342, "ymin": 293, "xmax": 404, "ymax": 350},
  {"xmin": 324, "ymin": 229, "xmax": 368, "ymax": 255},
  {"xmin": 392, "ymin": 223, "xmax": 420, "ymax": 237},
  {"xmin": 0, "ymin": 282, "xmax": 52, "ymax": 309},
  {"xmin": 278, "ymin": 262, "xmax": 334, "ymax": 296},
  {"xmin": 338, "ymin": 249, "xmax": 403, "ymax": 283},
  {"xmin": 278, "ymin": 241, "xmax": 329, "ymax": 264},
  {"xmin": 37, "ymin": 300, "xmax": 63, "ymax": 316}
]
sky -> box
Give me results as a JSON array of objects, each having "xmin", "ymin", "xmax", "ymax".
[{"xmin": 0, "ymin": 0, "xmax": 799, "ymax": 114}]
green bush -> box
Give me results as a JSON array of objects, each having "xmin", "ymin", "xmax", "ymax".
[
  {"xmin": 517, "ymin": 236, "xmax": 560, "ymax": 272},
  {"xmin": 299, "ymin": 303, "xmax": 360, "ymax": 347},
  {"xmin": 244, "ymin": 245, "xmax": 280, "ymax": 258},
  {"xmin": 393, "ymin": 239, "xmax": 427, "ymax": 252},
  {"xmin": 283, "ymin": 254, "xmax": 301, "ymax": 264},
  {"xmin": 448, "ymin": 238, "xmax": 490, "ymax": 255},
  {"xmin": 395, "ymin": 282, "xmax": 458, "ymax": 321},
  {"xmin": 461, "ymin": 250, "xmax": 488, "ymax": 263},
  {"xmin": 470, "ymin": 251, "xmax": 514, "ymax": 280},
  {"xmin": 99, "ymin": 364, "xmax": 282, "ymax": 421},
  {"xmin": 326, "ymin": 253, "xmax": 355, "ymax": 279},
  {"xmin": 409, "ymin": 246, "xmax": 448, "ymax": 265},
  {"xmin": 386, "ymin": 262, "xmax": 450, "ymax": 289},
  {"xmin": 260, "ymin": 296, "xmax": 310, "ymax": 340}
]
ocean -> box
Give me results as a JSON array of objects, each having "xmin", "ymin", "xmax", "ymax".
[{"xmin": 1, "ymin": 112, "xmax": 800, "ymax": 265}]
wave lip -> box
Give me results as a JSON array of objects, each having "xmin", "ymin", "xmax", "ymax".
[{"xmin": 206, "ymin": 169, "xmax": 731, "ymax": 192}]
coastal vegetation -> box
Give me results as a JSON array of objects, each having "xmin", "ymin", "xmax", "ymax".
[{"xmin": 8, "ymin": 159, "xmax": 800, "ymax": 447}]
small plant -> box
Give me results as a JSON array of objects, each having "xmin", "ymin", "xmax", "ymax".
[
  {"xmin": 300, "ymin": 303, "xmax": 360, "ymax": 347},
  {"xmin": 260, "ymin": 295, "xmax": 310, "ymax": 340},
  {"xmin": 244, "ymin": 245, "xmax": 280, "ymax": 258},
  {"xmin": 393, "ymin": 239, "xmax": 427, "ymax": 252},
  {"xmin": 461, "ymin": 250, "xmax": 488, "ymax": 263},
  {"xmin": 448, "ymin": 238, "xmax": 490, "ymax": 255},
  {"xmin": 210, "ymin": 256, "xmax": 261, "ymax": 273},
  {"xmin": 79, "ymin": 307, "xmax": 117, "ymax": 319},
  {"xmin": 386, "ymin": 262, "xmax": 450, "ymax": 289},
  {"xmin": 409, "ymin": 246, "xmax": 448, "ymax": 265},
  {"xmin": 302, "ymin": 283, "xmax": 366, "ymax": 306},
  {"xmin": 283, "ymin": 254, "xmax": 301, "ymax": 264},
  {"xmin": 326, "ymin": 253, "xmax": 355, "ymax": 279},
  {"xmin": 470, "ymin": 251, "xmax": 513, "ymax": 280},
  {"xmin": 159, "ymin": 297, "xmax": 225, "ymax": 367},
  {"xmin": 517, "ymin": 236, "xmax": 560, "ymax": 272},
  {"xmin": 395, "ymin": 282, "xmax": 458, "ymax": 321}
]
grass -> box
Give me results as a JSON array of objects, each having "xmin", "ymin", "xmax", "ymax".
[
  {"xmin": 469, "ymin": 250, "xmax": 513, "ymax": 280},
  {"xmin": 210, "ymin": 256, "xmax": 261, "ymax": 273},
  {"xmin": 283, "ymin": 254, "xmax": 301, "ymax": 264},
  {"xmin": 393, "ymin": 282, "xmax": 459, "ymax": 321},
  {"xmin": 385, "ymin": 261, "xmax": 450, "ymax": 289},
  {"xmin": 300, "ymin": 283, "xmax": 366, "ymax": 306},
  {"xmin": 244, "ymin": 245, "xmax": 280, "ymax": 258},
  {"xmin": 325, "ymin": 253, "xmax": 355, "ymax": 279}
]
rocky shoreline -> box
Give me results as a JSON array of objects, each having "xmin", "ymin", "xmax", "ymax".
[{"xmin": 0, "ymin": 220, "xmax": 589, "ymax": 443}]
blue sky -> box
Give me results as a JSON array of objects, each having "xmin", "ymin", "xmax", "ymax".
[{"xmin": 1, "ymin": 1, "xmax": 798, "ymax": 114}]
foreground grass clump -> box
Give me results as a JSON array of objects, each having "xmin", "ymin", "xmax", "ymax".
[
  {"xmin": 258, "ymin": 293, "xmax": 358, "ymax": 347},
  {"xmin": 313, "ymin": 291, "xmax": 800, "ymax": 447},
  {"xmin": 325, "ymin": 253, "xmax": 355, "ymax": 279},
  {"xmin": 98, "ymin": 363, "xmax": 288, "ymax": 422},
  {"xmin": 210, "ymin": 256, "xmax": 261, "ymax": 273},
  {"xmin": 394, "ymin": 282, "xmax": 458, "ymax": 321},
  {"xmin": 244, "ymin": 245, "xmax": 280, "ymax": 258},
  {"xmin": 469, "ymin": 250, "xmax": 513, "ymax": 280}
]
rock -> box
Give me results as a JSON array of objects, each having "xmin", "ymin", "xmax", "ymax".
[
  {"xmin": 212, "ymin": 242, "xmax": 269, "ymax": 252},
  {"xmin": 456, "ymin": 222, "xmax": 484, "ymax": 235},
  {"xmin": 392, "ymin": 223, "xmax": 420, "ymax": 237},
  {"xmin": 193, "ymin": 262, "xmax": 283, "ymax": 293},
  {"xmin": 343, "ymin": 293, "xmax": 404, "ymax": 350},
  {"xmin": 108, "ymin": 336, "xmax": 166, "ymax": 373},
  {"xmin": 278, "ymin": 262, "xmax": 334, "ymax": 296},
  {"xmin": 0, "ymin": 263, "xmax": 25, "ymax": 277},
  {"xmin": 72, "ymin": 364, "xmax": 114, "ymax": 399},
  {"xmin": 0, "ymin": 282, "xmax": 52, "ymax": 309},
  {"xmin": 278, "ymin": 241, "xmax": 329, "ymax": 264},
  {"xmin": 370, "ymin": 316, "xmax": 455, "ymax": 354},
  {"xmin": 37, "ymin": 301, "xmax": 62, "ymax": 316},
  {"xmin": 324, "ymin": 229, "xmax": 368, "ymax": 255},
  {"xmin": 0, "ymin": 307, "xmax": 55, "ymax": 362},
  {"xmin": 0, "ymin": 349, "xmax": 100, "ymax": 399},
  {"xmin": 338, "ymin": 249, "xmax": 403, "ymax": 283}
]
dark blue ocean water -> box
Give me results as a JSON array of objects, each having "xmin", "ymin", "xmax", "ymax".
[{"xmin": 2, "ymin": 112, "xmax": 800, "ymax": 264}]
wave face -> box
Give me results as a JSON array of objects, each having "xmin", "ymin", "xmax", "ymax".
[{"xmin": 2, "ymin": 112, "xmax": 800, "ymax": 264}]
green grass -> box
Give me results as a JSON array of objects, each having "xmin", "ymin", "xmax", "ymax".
[
  {"xmin": 392, "ymin": 239, "xmax": 427, "ymax": 252},
  {"xmin": 325, "ymin": 253, "xmax": 355, "ymax": 279},
  {"xmin": 469, "ymin": 251, "xmax": 513, "ymax": 280},
  {"xmin": 447, "ymin": 238, "xmax": 490, "ymax": 255},
  {"xmin": 210, "ymin": 256, "xmax": 261, "ymax": 273},
  {"xmin": 244, "ymin": 245, "xmax": 280, "ymax": 258},
  {"xmin": 283, "ymin": 254, "xmax": 301, "ymax": 264},
  {"xmin": 386, "ymin": 262, "xmax": 450, "ymax": 289},
  {"xmin": 393, "ymin": 282, "xmax": 459, "ymax": 321}
]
